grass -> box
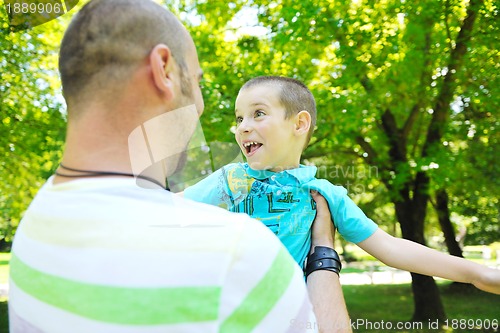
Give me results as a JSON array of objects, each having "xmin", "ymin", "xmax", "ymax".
[
  {"xmin": 345, "ymin": 282, "xmax": 500, "ymax": 332},
  {"xmin": 0, "ymin": 253, "xmax": 9, "ymax": 333},
  {"xmin": 0, "ymin": 302, "xmax": 6, "ymax": 333}
]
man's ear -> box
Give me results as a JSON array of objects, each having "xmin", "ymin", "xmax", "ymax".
[
  {"xmin": 150, "ymin": 44, "xmax": 175, "ymax": 100},
  {"xmin": 294, "ymin": 110, "xmax": 312, "ymax": 136}
]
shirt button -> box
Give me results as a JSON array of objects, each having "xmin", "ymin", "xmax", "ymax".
[
  {"xmin": 276, "ymin": 190, "xmax": 282, "ymax": 195},
  {"xmin": 271, "ymin": 175, "xmax": 276, "ymax": 181}
]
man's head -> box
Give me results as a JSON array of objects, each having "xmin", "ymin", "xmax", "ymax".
[
  {"xmin": 59, "ymin": 0, "xmax": 203, "ymax": 116},
  {"xmin": 57, "ymin": 0, "xmax": 205, "ymax": 183},
  {"xmin": 234, "ymin": 76, "xmax": 316, "ymax": 171}
]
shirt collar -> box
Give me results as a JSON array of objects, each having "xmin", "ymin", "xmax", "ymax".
[{"xmin": 243, "ymin": 163, "xmax": 317, "ymax": 184}]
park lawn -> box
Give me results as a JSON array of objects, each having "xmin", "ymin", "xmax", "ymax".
[
  {"xmin": 0, "ymin": 301, "xmax": 6, "ymax": 333},
  {"xmin": 345, "ymin": 282, "xmax": 500, "ymax": 332},
  {"xmin": 0, "ymin": 253, "xmax": 9, "ymax": 333}
]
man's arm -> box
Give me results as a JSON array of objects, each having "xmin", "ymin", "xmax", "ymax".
[
  {"xmin": 307, "ymin": 191, "xmax": 352, "ymax": 333},
  {"xmin": 358, "ymin": 228, "xmax": 500, "ymax": 294}
]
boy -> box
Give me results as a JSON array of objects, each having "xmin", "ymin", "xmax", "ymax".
[{"xmin": 184, "ymin": 76, "xmax": 500, "ymax": 294}]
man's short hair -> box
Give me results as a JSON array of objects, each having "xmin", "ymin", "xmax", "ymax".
[
  {"xmin": 59, "ymin": 0, "xmax": 189, "ymax": 110},
  {"xmin": 241, "ymin": 76, "xmax": 317, "ymax": 148}
]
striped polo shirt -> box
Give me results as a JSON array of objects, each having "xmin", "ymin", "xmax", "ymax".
[{"xmin": 9, "ymin": 177, "xmax": 317, "ymax": 332}]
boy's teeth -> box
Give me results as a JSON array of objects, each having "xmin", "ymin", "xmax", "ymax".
[{"xmin": 243, "ymin": 141, "xmax": 262, "ymax": 154}]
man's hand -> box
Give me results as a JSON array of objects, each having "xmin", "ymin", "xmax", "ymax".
[
  {"xmin": 310, "ymin": 190, "xmax": 335, "ymax": 252},
  {"xmin": 308, "ymin": 190, "xmax": 352, "ymax": 332}
]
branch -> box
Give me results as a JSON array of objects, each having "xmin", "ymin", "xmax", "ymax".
[
  {"xmin": 402, "ymin": 104, "xmax": 421, "ymax": 140},
  {"xmin": 444, "ymin": 0, "xmax": 454, "ymax": 51},
  {"xmin": 306, "ymin": 134, "xmax": 330, "ymax": 149},
  {"xmin": 381, "ymin": 109, "xmax": 406, "ymax": 162},
  {"xmin": 410, "ymin": 112, "xmax": 426, "ymax": 158},
  {"xmin": 355, "ymin": 136, "xmax": 378, "ymax": 165},
  {"xmin": 403, "ymin": 20, "xmax": 432, "ymax": 140},
  {"xmin": 333, "ymin": 29, "xmax": 375, "ymax": 95},
  {"xmin": 302, "ymin": 148, "xmax": 361, "ymax": 160},
  {"xmin": 360, "ymin": 74, "xmax": 374, "ymax": 93},
  {"xmin": 422, "ymin": 0, "xmax": 484, "ymax": 157}
]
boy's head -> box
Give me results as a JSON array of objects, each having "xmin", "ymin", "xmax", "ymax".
[
  {"xmin": 234, "ymin": 76, "xmax": 317, "ymax": 171},
  {"xmin": 241, "ymin": 76, "xmax": 317, "ymax": 143}
]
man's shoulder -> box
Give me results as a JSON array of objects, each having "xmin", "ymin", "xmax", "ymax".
[{"xmin": 29, "ymin": 179, "xmax": 279, "ymax": 250}]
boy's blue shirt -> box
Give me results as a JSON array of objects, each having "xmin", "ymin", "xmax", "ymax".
[{"xmin": 184, "ymin": 162, "xmax": 378, "ymax": 268}]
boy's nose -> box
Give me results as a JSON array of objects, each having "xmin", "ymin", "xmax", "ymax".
[{"xmin": 238, "ymin": 118, "xmax": 252, "ymax": 133}]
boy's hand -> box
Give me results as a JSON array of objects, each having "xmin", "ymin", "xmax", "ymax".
[
  {"xmin": 473, "ymin": 267, "xmax": 500, "ymax": 294},
  {"xmin": 310, "ymin": 190, "xmax": 335, "ymax": 253}
]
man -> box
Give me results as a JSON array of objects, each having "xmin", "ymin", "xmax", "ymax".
[{"xmin": 8, "ymin": 0, "xmax": 350, "ymax": 332}]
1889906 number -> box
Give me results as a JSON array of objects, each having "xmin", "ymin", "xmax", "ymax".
[
  {"xmin": 443, "ymin": 319, "xmax": 498, "ymax": 330},
  {"xmin": 5, "ymin": 2, "xmax": 63, "ymax": 15}
]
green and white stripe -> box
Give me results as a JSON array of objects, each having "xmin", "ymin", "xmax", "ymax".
[{"xmin": 9, "ymin": 178, "xmax": 316, "ymax": 332}]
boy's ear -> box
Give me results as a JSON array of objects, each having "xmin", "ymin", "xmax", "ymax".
[
  {"xmin": 150, "ymin": 44, "xmax": 175, "ymax": 100},
  {"xmin": 294, "ymin": 110, "xmax": 312, "ymax": 136}
]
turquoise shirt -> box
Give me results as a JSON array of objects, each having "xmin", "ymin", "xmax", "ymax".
[{"xmin": 184, "ymin": 163, "xmax": 378, "ymax": 268}]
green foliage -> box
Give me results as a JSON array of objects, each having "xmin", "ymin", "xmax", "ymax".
[
  {"xmin": 183, "ymin": 0, "xmax": 499, "ymax": 244},
  {"xmin": 0, "ymin": 0, "xmax": 497, "ymax": 246},
  {"xmin": 0, "ymin": 8, "xmax": 66, "ymax": 244}
]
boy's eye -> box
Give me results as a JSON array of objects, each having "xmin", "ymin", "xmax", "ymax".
[
  {"xmin": 255, "ymin": 110, "xmax": 265, "ymax": 117},
  {"xmin": 235, "ymin": 116, "xmax": 243, "ymax": 124}
]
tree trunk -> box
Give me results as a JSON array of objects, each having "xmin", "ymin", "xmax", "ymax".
[
  {"xmin": 394, "ymin": 191, "xmax": 447, "ymax": 322},
  {"xmin": 435, "ymin": 189, "xmax": 464, "ymax": 258},
  {"xmin": 435, "ymin": 189, "xmax": 475, "ymax": 292},
  {"xmin": 409, "ymin": 273, "xmax": 446, "ymax": 321}
]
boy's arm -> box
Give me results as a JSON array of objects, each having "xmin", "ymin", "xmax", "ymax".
[
  {"xmin": 307, "ymin": 191, "xmax": 352, "ymax": 333},
  {"xmin": 181, "ymin": 167, "xmax": 226, "ymax": 206},
  {"xmin": 358, "ymin": 228, "xmax": 500, "ymax": 294}
]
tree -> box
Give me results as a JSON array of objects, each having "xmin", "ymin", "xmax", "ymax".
[
  {"xmin": 183, "ymin": 0, "xmax": 498, "ymax": 321},
  {"xmin": 0, "ymin": 9, "xmax": 67, "ymax": 247}
]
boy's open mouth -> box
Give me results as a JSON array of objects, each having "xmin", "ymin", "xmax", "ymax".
[{"xmin": 243, "ymin": 141, "xmax": 263, "ymax": 155}]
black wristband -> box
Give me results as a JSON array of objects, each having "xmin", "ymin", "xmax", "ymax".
[
  {"xmin": 308, "ymin": 246, "xmax": 341, "ymax": 264},
  {"xmin": 306, "ymin": 258, "xmax": 341, "ymax": 276},
  {"xmin": 305, "ymin": 246, "xmax": 342, "ymax": 278}
]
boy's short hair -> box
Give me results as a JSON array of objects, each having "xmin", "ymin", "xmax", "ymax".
[{"xmin": 240, "ymin": 76, "xmax": 317, "ymax": 148}]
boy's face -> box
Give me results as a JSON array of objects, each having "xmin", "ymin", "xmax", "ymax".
[{"xmin": 234, "ymin": 84, "xmax": 301, "ymax": 171}]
